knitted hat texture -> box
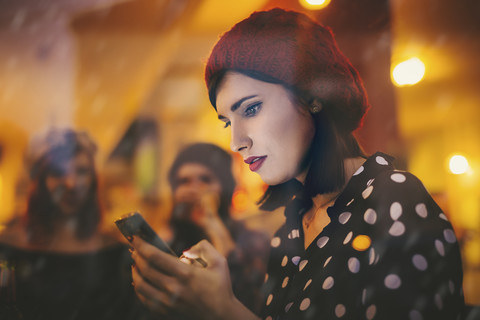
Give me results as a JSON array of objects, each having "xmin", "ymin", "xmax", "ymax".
[{"xmin": 205, "ymin": 8, "xmax": 370, "ymax": 133}]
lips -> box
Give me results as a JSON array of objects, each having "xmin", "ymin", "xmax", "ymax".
[{"xmin": 244, "ymin": 156, "xmax": 267, "ymax": 172}]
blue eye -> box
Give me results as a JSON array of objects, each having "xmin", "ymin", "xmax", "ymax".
[{"xmin": 244, "ymin": 102, "xmax": 262, "ymax": 117}]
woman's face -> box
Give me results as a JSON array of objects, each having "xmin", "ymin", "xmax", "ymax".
[
  {"xmin": 216, "ymin": 71, "xmax": 315, "ymax": 185},
  {"xmin": 173, "ymin": 163, "xmax": 222, "ymax": 206},
  {"xmin": 45, "ymin": 151, "xmax": 94, "ymax": 217}
]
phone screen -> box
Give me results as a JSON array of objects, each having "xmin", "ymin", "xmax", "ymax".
[{"xmin": 115, "ymin": 211, "xmax": 177, "ymax": 256}]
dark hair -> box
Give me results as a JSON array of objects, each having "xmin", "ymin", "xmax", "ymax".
[
  {"xmin": 168, "ymin": 143, "xmax": 236, "ymax": 222},
  {"xmin": 24, "ymin": 128, "xmax": 101, "ymax": 244}
]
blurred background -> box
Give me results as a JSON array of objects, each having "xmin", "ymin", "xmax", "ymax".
[{"xmin": 0, "ymin": 0, "xmax": 479, "ymax": 304}]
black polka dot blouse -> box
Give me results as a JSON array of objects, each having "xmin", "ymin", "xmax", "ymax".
[{"xmin": 261, "ymin": 153, "xmax": 465, "ymax": 320}]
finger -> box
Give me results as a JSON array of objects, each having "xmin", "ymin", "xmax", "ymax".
[
  {"xmin": 132, "ymin": 250, "xmax": 183, "ymax": 294},
  {"xmin": 132, "ymin": 266, "xmax": 178, "ymax": 313},
  {"xmin": 135, "ymin": 290, "xmax": 168, "ymax": 314},
  {"xmin": 132, "ymin": 236, "xmax": 192, "ymax": 279},
  {"xmin": 184, "ymin": 239, "xmax": 226, "ymax": 268}
]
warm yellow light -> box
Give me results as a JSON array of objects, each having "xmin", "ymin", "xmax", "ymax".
[
  {"xmin": 299, "ymin": 0, "xmax": 331, "ymax": 10},
  {"xmin": 392, "ymin": 57, "xmax": 425, "ymax": 86},
  {"xmin": 449, "ymin": 155, "xmax": 469, "ymax": 175},
  {"xmin": 352, "ymin": 235, "xmax": 371, "ymax": 251},
  {"xmin": 232, "ymin": 189, "xmax": 249, "ymax": 213}
]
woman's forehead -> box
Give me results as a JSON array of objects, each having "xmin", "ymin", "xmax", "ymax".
[{"xmin": 177, "ymin": 163, "xmax": 217, "ymax": 177}]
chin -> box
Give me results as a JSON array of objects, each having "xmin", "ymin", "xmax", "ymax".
[{"xmin": 259, "ymin": 174, "xmax": 289, "ymax": 186}]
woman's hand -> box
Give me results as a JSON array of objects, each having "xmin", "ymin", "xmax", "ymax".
[{"xmin": 131, "ymin": 238, "xmax": 258, "ymax": 320}]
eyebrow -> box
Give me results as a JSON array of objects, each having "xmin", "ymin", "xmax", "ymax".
[{"xmin": 217, "ymin": 95, "xmax": 257, "ymax": 120}]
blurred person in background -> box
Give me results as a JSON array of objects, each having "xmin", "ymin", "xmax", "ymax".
[
  {"xmin": 165, "ymin": 142, "xmax": 269, "ymax": 315},
  {"xmin": 129, "ymin": 8, "xmax": 466, "ymax": 320},
  {"xmin": 0, "ymin": 127, "xmax": 146, "ymax": 319}
]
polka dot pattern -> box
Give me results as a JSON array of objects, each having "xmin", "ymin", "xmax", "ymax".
[
  {"xmin": 364, "ymin": 208, "xmax": 377, "ymax": 224},
  {"xmin": 366, "ymin": 305, "xmax": 377, "ymax": 320},
  {"xmin": 285, "ymin": 302, "xmax": 293, "ymax": 312},
  {"xmin": 368, "ymin": 248, "xmax": 376, "ymax": 265},
  {"xmin": 266, "ymin": 294, "xmax": 273, "ymax": 306},
  {"xmin": 299, "ymin": 260, "xmax": 308, "ymax": 271},
  {"xmin": 299, "ymin": 298, "xmax": 310, "ymax": 311},
  {"xmin": 288, "ymin": 229, "xmax": 300, "ymax": 239},
  {"xmin": 362, "ymin": 186, "xmax": 373, "ymax": 199},
  {"xmin": 385, "ymin": 274, "xmax": 401, "ymax": 289},
  {"xmin": 292, "ymin": 256, "xmax": 301, "ymax": 265},
  {"xmin": 391, "ymin": 173, "xmax": 406, "ymax": 183},
  {"xmin": 449, "ymin": 280, "xmax": 455, "ymax": 294},
  {"xmin": 435, "ymin": 239, "xmax": 445, "ymax": 256},
  {"xmin": 376, "ymin": 156, "xmax": 388, "ymax": 165},
  {"xmin": 322, "ymin": 276, "xmax": 334, "ymax": 290},
  {"xmin": 439, "ymin": 213, "xmax": 448, "ymax": 221},
  {"xmin": 389, "ymin": 221, "xmax": 406, "ymax": 236},
  {"xmin": 412, "ymin": 254, "xmax": 428, "ymax": 271},
  {"xmin": 260, "ymin": 153, "xmax": 464, "ymax": 320},
  {"xmin": 281, "ymin": 255, "xmax": 288, "ymax": 267},
  {"xmin": 271, "ymin": 237, "xmax": 281, "ymax": 248},
  {"xmin": 348, "ymin": 257, "xmax": 360, "ymax": 273},
  {"xmin": 343, "ymin": 231, "xmax": 353, "ymax": 244},
  {"xmin": 444, "ymin": 229, "xmax": 457, "ymax": 243},
  {"xmin": 415, "ymin": 203, "xmax": 428, "ymax": 218},
  {"xmin": 324, "ymin": 256, "xmax": 332, "ymax": 267},
  {"xmin": 339, "ymin": 212, "xmax": 352, "ymax": 224},
  {"xmin": 303, "ymin": 279, "xmax": 312, "ymax": 290},
  {"xmin": 390, "ymin": 202, "xmax": 402, "ymax": 220},
  {"xmin": 317, "ymin": 236, "xmax": 329, "ymax": 248},
  {"xmin": 335, "ymin": 304, "xmax": 346, "ymax": 317},
  {"xmin": 353, "ymin": 165, "xmax": 364, "ymax": 176}
]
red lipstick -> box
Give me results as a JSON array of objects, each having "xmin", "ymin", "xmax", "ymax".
[{"xmin": 244, "ymin": 156, "xmax": 266, "ymax": 172}]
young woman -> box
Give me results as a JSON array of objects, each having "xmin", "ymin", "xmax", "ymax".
[
  {"xmin": 166, "ymin": 143, "xmax": 269, "ymax": 314},
  {"xmin": 0, "ymin": 128, "xmax": 146, "ymax": 319},
  {"xmin": 130, "ymin": 8, "xmax": 465, "ymax": 320}
]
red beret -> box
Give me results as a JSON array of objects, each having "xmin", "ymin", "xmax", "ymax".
[{"xmin": 205, "ymin": 8, "xmax": 369, "ymax": 133}]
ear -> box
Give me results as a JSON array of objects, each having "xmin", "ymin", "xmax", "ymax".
[{"xmin": 309, "ymin": 99, "xmax": 323, "ymax": 114}]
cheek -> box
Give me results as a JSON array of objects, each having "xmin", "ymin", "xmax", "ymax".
[
  {"xmin": 174, "ymin": 186, "xmax": 195, "ymax": 202},
  {"xmin": 173, "ymin": 187, "xmax": 186, "ymax": 200},
  {"xmin": 45, "ymin": 177, "xmax": 60, "ymax": 195},
  {"xmin": 210, "ymin": 183, "xmax": 223, "ymax": 196},
  {"xmin": 77, "ymin": 176, "xmax": 93, "ymax": 195}
]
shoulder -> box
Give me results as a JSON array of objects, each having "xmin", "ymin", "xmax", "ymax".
[
  {"xmin": 0, "ymin": 220, "xmax": 29, "ymax": 248},
  {"xmin": 357, "ymin": 168, "xmax": 456, "ymax": 241},
  {"xmin": 96, "ymin": 232, "xmax": 127, "ymax": 250},
  {"xmin": 230, "ymin": 220, "xmax": 271, "ymax": 250},
  {"xmin": 363, "ymin": 169, "xmax": 433, "ymax": 207}
]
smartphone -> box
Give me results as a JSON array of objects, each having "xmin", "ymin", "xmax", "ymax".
[
  {"xmin": 115, "ymin": 211, "xmax": 177, "ymax": 256},
  {"xmin": 115, "ymin": 211, "xmax": 208, "ymax": 267}
]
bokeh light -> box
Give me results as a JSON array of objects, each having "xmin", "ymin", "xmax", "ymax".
[
  {"xmin": 392, "ymin": 57, "xmax": 426, "ymax": 86},
  {"xmin": 232, "ymin": 189, "xmax": 250, "ymax": 213},
  {"xmin": 449, "ymin": 155, "xmax": 469, "ymax": 175},
  {"xmin": 299, "ymin": 0, "xmax": 331, "ymax": 10}
]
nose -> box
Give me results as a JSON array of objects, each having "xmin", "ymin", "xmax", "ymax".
[
  {"xmin": 230, "ymin": 122, "xmax": 251, "ymax": 153},
  {"xmin": 63, "ymin": 174, "xmax": 76, "ymax": 189}
]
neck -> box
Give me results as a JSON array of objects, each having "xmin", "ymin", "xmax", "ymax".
[{"xmin": 310, "ymin": 156, "xmax": 365, "ymax": 211}]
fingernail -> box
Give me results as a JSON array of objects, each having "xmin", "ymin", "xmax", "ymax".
[{"xmin": 181, "ymin": 251, "xmax": 199, "ymax": 259}]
